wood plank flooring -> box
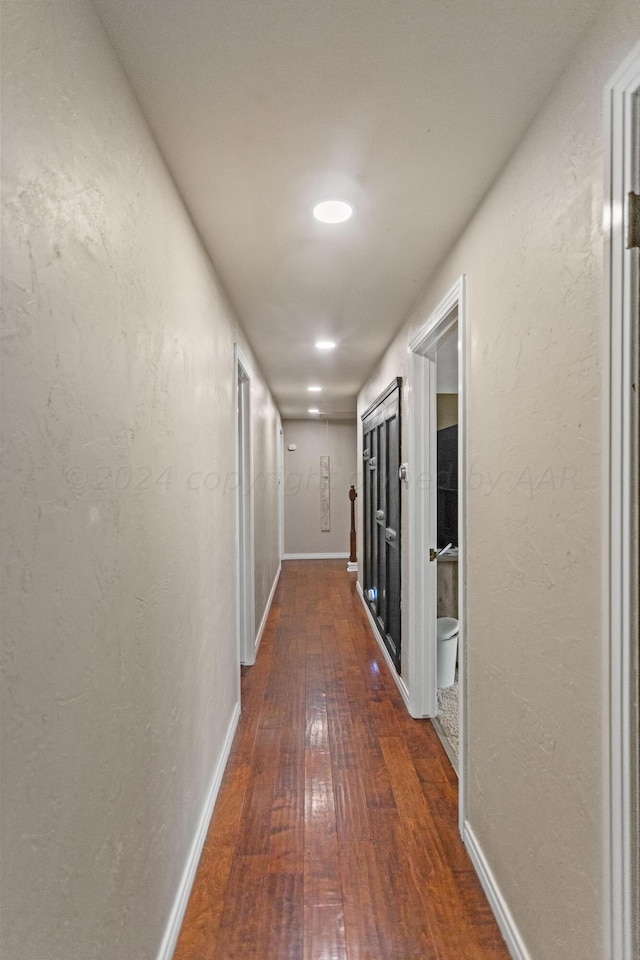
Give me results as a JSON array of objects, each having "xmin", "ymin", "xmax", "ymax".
[{"xmin": 174, "ymin": 560, "xmax": 510, "ymax": 960}]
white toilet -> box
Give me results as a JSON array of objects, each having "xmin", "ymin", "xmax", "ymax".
[{"xmin": 437, "ymin": 617, "xmax": 459, "ymax": 688}]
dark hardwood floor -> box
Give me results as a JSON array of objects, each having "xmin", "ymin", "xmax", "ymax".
[{"xmin": 174, "ymin": 560, "xmax": 510, "ymax": 960}]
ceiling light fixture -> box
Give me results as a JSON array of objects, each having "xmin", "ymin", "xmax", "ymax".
[
  {"xmin": 312, "ymin": 199, "xmax": 353, "ymax": 224},
  {"xmin": 308, "ymin": 408, "xmax": 320, "ymax": 414},
  {"xmin": 307, "ymin": 385, "xmax": 322, "ymax": 392},
  {"xmin": 315, "ymin": 340, "xmax": 336, "ymax": 351}
]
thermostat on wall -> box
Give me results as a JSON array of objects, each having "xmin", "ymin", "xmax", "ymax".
[{"xmin": 287, "ymin": 444, "xmax": 297, "ymax": 451}]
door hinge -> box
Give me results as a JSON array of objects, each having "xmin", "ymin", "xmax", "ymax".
[{"xmin": 627, "ymin": 192, "xmax": 640, "ymax": 249}]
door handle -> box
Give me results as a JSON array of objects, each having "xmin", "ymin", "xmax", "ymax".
[
  {"xmin": 376, "ymin": 510, "xmax": 385, "ymax": 522},
  {"xmin": 368, "ymin": 457, "xmax": 377, "ymax": 469},
  {"xmin": 385, "ymin": 527, "xmax": 396, "ymax": 543},
  {"xmin": 429, "ymin": 548, "xmax": 438, "ymax": 561}
]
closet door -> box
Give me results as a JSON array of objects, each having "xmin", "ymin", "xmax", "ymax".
[{"xmin": 362, "ymin": 378, "xmax": 402, "ymax": 672}]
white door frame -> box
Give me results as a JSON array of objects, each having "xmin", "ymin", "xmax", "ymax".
[
  {"xmin": 605, "ymin": 42, "xmax": 640, "ymax": 960},
  {"xmin": 234, "ymin": 344, "xmax": 256, "ymax": 666},
  {"xmin": 408, "ymin": 275, "xmax": 467, "ymax": 832},
  {"xmin": 279, "ymin": 426, "xmax": 285, "ymax": 560}
]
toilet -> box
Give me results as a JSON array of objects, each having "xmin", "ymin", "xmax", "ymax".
[{"xmin": 436, "ymin": 617, "xmax": 459, "ymax": 688}]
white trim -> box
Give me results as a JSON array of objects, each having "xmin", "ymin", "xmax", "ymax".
[
  {"xmin": 463, "ymin": 822, "xmax": 531, "ymax": 960},
  {"xmin": 234, "ymin": 343, "xmax": 253, "ymax": 382},
  {"xmin": 283, "ymin": 552, "xmax": 350, "ymax": 560},
  {"xmin": 254, "ymin": 563, "xmax": 281, "ymax": 657},
  {"xmin": 346, "ymin": 560, "xmax": 358, "ymax": 572},
  {"xmin": 408, "ymin": 279, "xmax": 463, "ymax": 353},
  {"xmin": 457, "ymin": 277, "xmax": 468, "ymax": 836},
  {"xmin": 234, "ymin": 344, "xmax": 256, "ymax": 666},
  {"xmin": 406, "ymin": 348, "xmax": 438, "ymax": 718},
  {"xmin": 604, "ymin": 42, "xmax": 640, "ymax": 960},
  {"xmin": 356, "ymin": 581, "xmax": 411, "ymax": 710},
  {"xmin": 407, "ymin": 275, "xmax": 468, "ymax": 834},
  {"xmin": 156, "ymin": 701, "xmax": 241, "ymax": 960},
  {"xmin": 278, "ymin": 426, "xmax": 285, "ymax": 561}
]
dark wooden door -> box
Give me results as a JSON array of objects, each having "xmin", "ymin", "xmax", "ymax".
[{"xmin": 362, "ymin": 378, "xmax": 402, "ymax": 672}]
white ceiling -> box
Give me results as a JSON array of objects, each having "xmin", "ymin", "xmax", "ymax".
[{"xmin": 93, "ymin": 0, "xmax": 599, "ymax": 419}]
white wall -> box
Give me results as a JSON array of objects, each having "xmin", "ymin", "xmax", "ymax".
[
  {"xmin": 0, "ymin": 3, "xmax": 281, "ymax": 959},
  {"xmin": 283, "ymin": 419, "xmax": 357, "ymax": 556},
  {"xmin": 357, "ymin": 3, "xmax": 640, "ymax": 958}
]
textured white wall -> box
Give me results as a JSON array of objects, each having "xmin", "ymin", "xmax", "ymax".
[
  {"xmin": 357, "ymin": 3, "xmax": 640, "ymax": 958},
  {"xmin": 0, "ymin": 3, "xmax": 280, "ymax": 958},
  {"xmin": 283, "ymin": 419, "xmax": 357, "ymax": 555}
]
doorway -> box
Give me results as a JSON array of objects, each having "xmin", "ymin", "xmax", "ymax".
[
  {"xmin": 235, "ymin": 345, "xmax": 256, "ymax": 666},
  {"xmin": 408, "ymin": 276, "xmax": 467, "ymax": 829},
  {"xmin": 433, "ymin": 328, "xmax": 460, "ymax": 770}
]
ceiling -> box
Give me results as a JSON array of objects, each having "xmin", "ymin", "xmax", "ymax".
[{"xmin": 93, "ymin": 0, "xmax": 599, "ymax": 419}]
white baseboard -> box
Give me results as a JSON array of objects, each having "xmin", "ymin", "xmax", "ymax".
[
  {"xmin": 283, "ymin": 552, "xmax": 349, "ymax": 560},
  {"xmin": 156, "ymin": 701, "xmax": 241, "ymax": 960},
  {"xmin": 463, "ymin": 821, "xmax": 531, "ymax": 960},
  {"xmin": 346, "ymin": 560, "xmax": 358, "ymax": 572},
  {"xmin": 254, "ymin": 562, "xmax": 281, "ymax": 656},
  {"xmin": 356, "ymin": 581, "xmax": 411, "ymax": 710}
]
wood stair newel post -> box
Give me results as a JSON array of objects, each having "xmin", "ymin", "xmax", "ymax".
[{"xmin": 349, "ymin": 485, "xmax": 357, "ymax": 563}]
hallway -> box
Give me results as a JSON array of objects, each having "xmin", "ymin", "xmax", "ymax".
[{"xmin": 174, "ymin": 560, "xmax": 509, "ymax": 960}]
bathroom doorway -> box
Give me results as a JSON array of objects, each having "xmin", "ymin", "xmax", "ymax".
[
  {"xmin": 432, "ymin": 328, "xmax": 460, "ymax": 770},
  {"xmin": 408, "ymin": 275, "xmax": 467, "ymax": 830}
]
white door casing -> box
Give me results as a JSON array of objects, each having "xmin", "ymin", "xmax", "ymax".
[
  {"xmin": 604, "ymin": 41, "xmax": 640, "ymax": 960},
  {"xmin": 234, "ymin": 344, "xmax": 256, "ymax": 666}
]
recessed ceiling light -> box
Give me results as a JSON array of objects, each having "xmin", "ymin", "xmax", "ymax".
[
  {"xmin": 307, "ymin": 385, "xmax": 322, "ymax": 392},
  {"xmin": 308, "ymin": 408, "xmax": 320, "ymax": 414},
  {"xmin": 315, "ymin": 340, "xmax": 336, "ymax": 351},
  {"xmin": 312, "ymin": 200, "xmax": 353, "ymax": 224}
]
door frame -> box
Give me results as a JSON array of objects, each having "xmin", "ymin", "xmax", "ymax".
[
  {"xmin": 279, "ymin": 426, "xmax": 285, "ymax": 560},
  {"xmin": 604, "ymin": 42, "xmax": 640, "ymax": 960},
  {"xmin": 234, "ymin": 344, "xmax": 256, "ymax": 666},
  {"xmin": 408, "ymin": 275, "xmax": 467, "ymax": 831}
]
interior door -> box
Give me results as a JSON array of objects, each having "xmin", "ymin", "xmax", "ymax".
[{"xmin": 362, "ymin": 378, "xmax": 402, "ymax": 672}]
